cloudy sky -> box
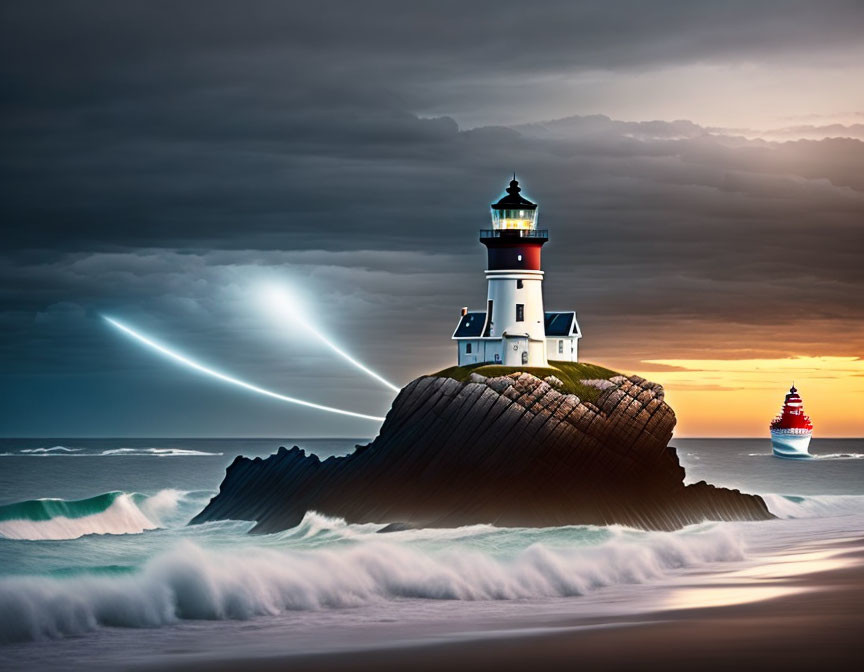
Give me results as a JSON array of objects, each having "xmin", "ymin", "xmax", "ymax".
[{"xmin": 2, "ymin": 1, "xmax": 863, "ymax": 437}]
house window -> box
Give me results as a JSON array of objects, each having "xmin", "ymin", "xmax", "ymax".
[
  {"xmin": 522, "ymin": 351, "xmax": 529, "ymax": 365},
  {"xmin": 466, "ymin": 342, "xmax": 472, "ymax": 354},
  {"xmin": 517, "ymin": 254, "xmax": 523, "ymax": 262},
  {"xmin": 516, "ymin": 304, "xmax": 524, "ymax": 322},
  {"xmin": 516, "ymin": 279, "xmax": 523, "ymax": 289}
]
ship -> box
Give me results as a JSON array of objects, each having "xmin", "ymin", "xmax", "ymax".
[{"xmin": 770, "ymin": 384, "xmax": 813, "ymax": 459}]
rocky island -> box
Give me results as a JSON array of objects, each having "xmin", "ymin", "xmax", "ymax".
[{"xmin": 192, "ymin": 362, "xmax": 773, "ymax": 532}]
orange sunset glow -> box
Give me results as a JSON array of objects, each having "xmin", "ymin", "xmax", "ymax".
[{"xmin": 634, "ymin": 357, "xmax": 864, "ymax": 437}]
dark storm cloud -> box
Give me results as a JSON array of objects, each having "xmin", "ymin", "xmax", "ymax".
[
  {"xmin": 4, "ymin": 2, "xmax": 862, "ymax": 84},
  {"xmin": 1, "ymin": 1, "xmax": 863, "ymax": 435}
]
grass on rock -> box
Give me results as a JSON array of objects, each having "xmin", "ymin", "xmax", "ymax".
[{"xmin": 431, "ymin": 360, "xmax": 621, "ymax": 404}]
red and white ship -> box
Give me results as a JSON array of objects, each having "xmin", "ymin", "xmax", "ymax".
[{"xmin": 770, "ymin": 385, "xmax": 813, "ymax": 459}]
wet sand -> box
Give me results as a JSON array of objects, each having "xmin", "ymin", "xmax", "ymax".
[{"xmin": 152, "ymin": 541, "xmax": 864, "ymax": 672}]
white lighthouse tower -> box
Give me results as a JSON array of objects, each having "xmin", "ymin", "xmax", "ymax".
[{"xmin": 453, "ymin": 177, "xmax": 581, "ymax": 367}]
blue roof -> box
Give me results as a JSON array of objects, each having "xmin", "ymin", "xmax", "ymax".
[
  {"xmin": 453, "ymin": 312, "xmax": 486, "ymax": 338},
  {"xmin": 454, "ymin": 310, "xmax": 579, "ymax": 338},
  {"xmin": 544, "ymin": 312, "xmax": 576, "ymax": 336}
]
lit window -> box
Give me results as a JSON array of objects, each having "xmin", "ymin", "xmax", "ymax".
[
  {"xmin": 517, "ymin": 254, "xmax": 522, "ymax": 262},
  {"xmin": 516, "ymin": 304, "xmax": 524, "ymax": 322}
]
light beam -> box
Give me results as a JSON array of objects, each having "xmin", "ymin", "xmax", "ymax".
[
  {"xmin": 103, "ymin": 316, "xmax": 386, "ymax": 422},
  {"xmin": 260, "ymin": 286, "xmax": 400, "ymax": 393}
]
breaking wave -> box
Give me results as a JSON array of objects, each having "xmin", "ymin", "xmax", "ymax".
[
  {"xmin": 0, "ymin": 516, "xmax": 743, "ymax": 643},
  {"xmin": 762, "ymin": 493, "xmax": 864, "ymax": 519},
  {"xmin": 0, "ymin": 490, "xmax": 206, "ymax": 541}
]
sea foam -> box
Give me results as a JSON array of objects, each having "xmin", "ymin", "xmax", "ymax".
[
  {"xmin": 20, "ymin": 446, "xmax": 81, "ymax": 454},
  {"xmin": 0, "ymin": 515, "xmax": 743, "ymax": 643},
  {"xmin": 97, "ymin": 448, "xmax": 223, "ymax": 457},
  {"xmin": 1, "ymin": 447, "xmax": 222, "ymax": 457}
]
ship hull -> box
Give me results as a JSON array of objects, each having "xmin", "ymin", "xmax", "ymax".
[{"xmin": 770, "ymin": 430, "xmax": 812, "ymax": 459}]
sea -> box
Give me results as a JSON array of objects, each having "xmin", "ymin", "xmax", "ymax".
[{"xmin": 1, "ymin": 437, "xmax": 863, "ymax": 671}]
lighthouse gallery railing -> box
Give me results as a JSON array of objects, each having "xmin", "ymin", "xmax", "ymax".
[{"xmin": 479, "ymin": 229, "xmax": 549, "ymax": 240}]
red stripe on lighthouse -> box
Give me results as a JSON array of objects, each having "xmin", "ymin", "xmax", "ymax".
[{"xmin": 484, "ymin": 242, "xmax": 543, "ymax": 271}]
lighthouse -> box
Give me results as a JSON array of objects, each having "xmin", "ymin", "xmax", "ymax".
[{"xmin": 452, "ymin": 177, "xmax": 581, "ymax": 367}]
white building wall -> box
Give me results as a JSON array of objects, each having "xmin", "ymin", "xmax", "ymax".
[
  {"xmin": 499, "ymin": 336, "xmax": 528, "ymax": 366},
  {"xmin": 458, "ymin": 340, "xmax": 477, "ymax": 366},
  {"xmin": 457, "ymin": 333, "xmax": 580, "ymax": 366},
  {"xmin": 458, "ymin": 335, "xmax": 580, "ymax": 366},
  {"xmin": 457, "ymin": 338, "xmax": 506, "ymax": 366},
  {"xmin": 528, "ymin": 339, "xmax": 546, "ymax": 366},
  {"xmin": 485, "ymin": 270, "xmax": 547, "ymax": 366},
  {"xmin": 485, "ymin": 339, "xmax": 505, "ymax": 364},
  {"xmin": 546, "ymin": 337, "xmax": 579, "ymax": 363}
]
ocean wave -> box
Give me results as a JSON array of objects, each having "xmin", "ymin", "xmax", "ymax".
[
  {"xmin": 97, "ymin": 448, "xmax": 223, "ymax": 457},
  {"xmin": 1, "ymin": 447, "xmax": 222, "ymax": 457},
  {"xmin": 762, "ymin": 493, "xmax": 864, "ymax": 519},
  {"xmin": 746, "ymin": 452, "xmax": 864, "ymax": 460},
  {"xmin": 0, "ymin": 518, "xmax": 743, "ymax": 643},
  {"xmin": 20, "ymin": 446, "xmax": 81, "ymax": 454},
  {"xmin": 0, "ymin": 490, "xmax": 207, "ymax": 541}
]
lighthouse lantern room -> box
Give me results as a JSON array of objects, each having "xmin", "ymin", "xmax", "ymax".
[{"xmin": 452, "ymin": 177, "xmax": 581, "ymax": 367}]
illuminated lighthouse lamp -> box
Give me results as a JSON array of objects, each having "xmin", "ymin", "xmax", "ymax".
[{"xmin": 490, "ymin": 176, "xmax": 538, "ymax": 230}]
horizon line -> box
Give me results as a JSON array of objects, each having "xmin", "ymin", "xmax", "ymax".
[{"xmin": 2, "ymin": 435, "xmax": 863, "ymax": 440}]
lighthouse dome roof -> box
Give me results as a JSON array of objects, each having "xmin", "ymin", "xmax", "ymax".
[{"xmin": 491, "ymin": 177, "xmax": 537, "ymax": 210}]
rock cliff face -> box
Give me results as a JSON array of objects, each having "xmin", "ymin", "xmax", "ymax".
[{"xmin": 192, "ymin": 371, "xmax": 773, "ymax": 532}]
